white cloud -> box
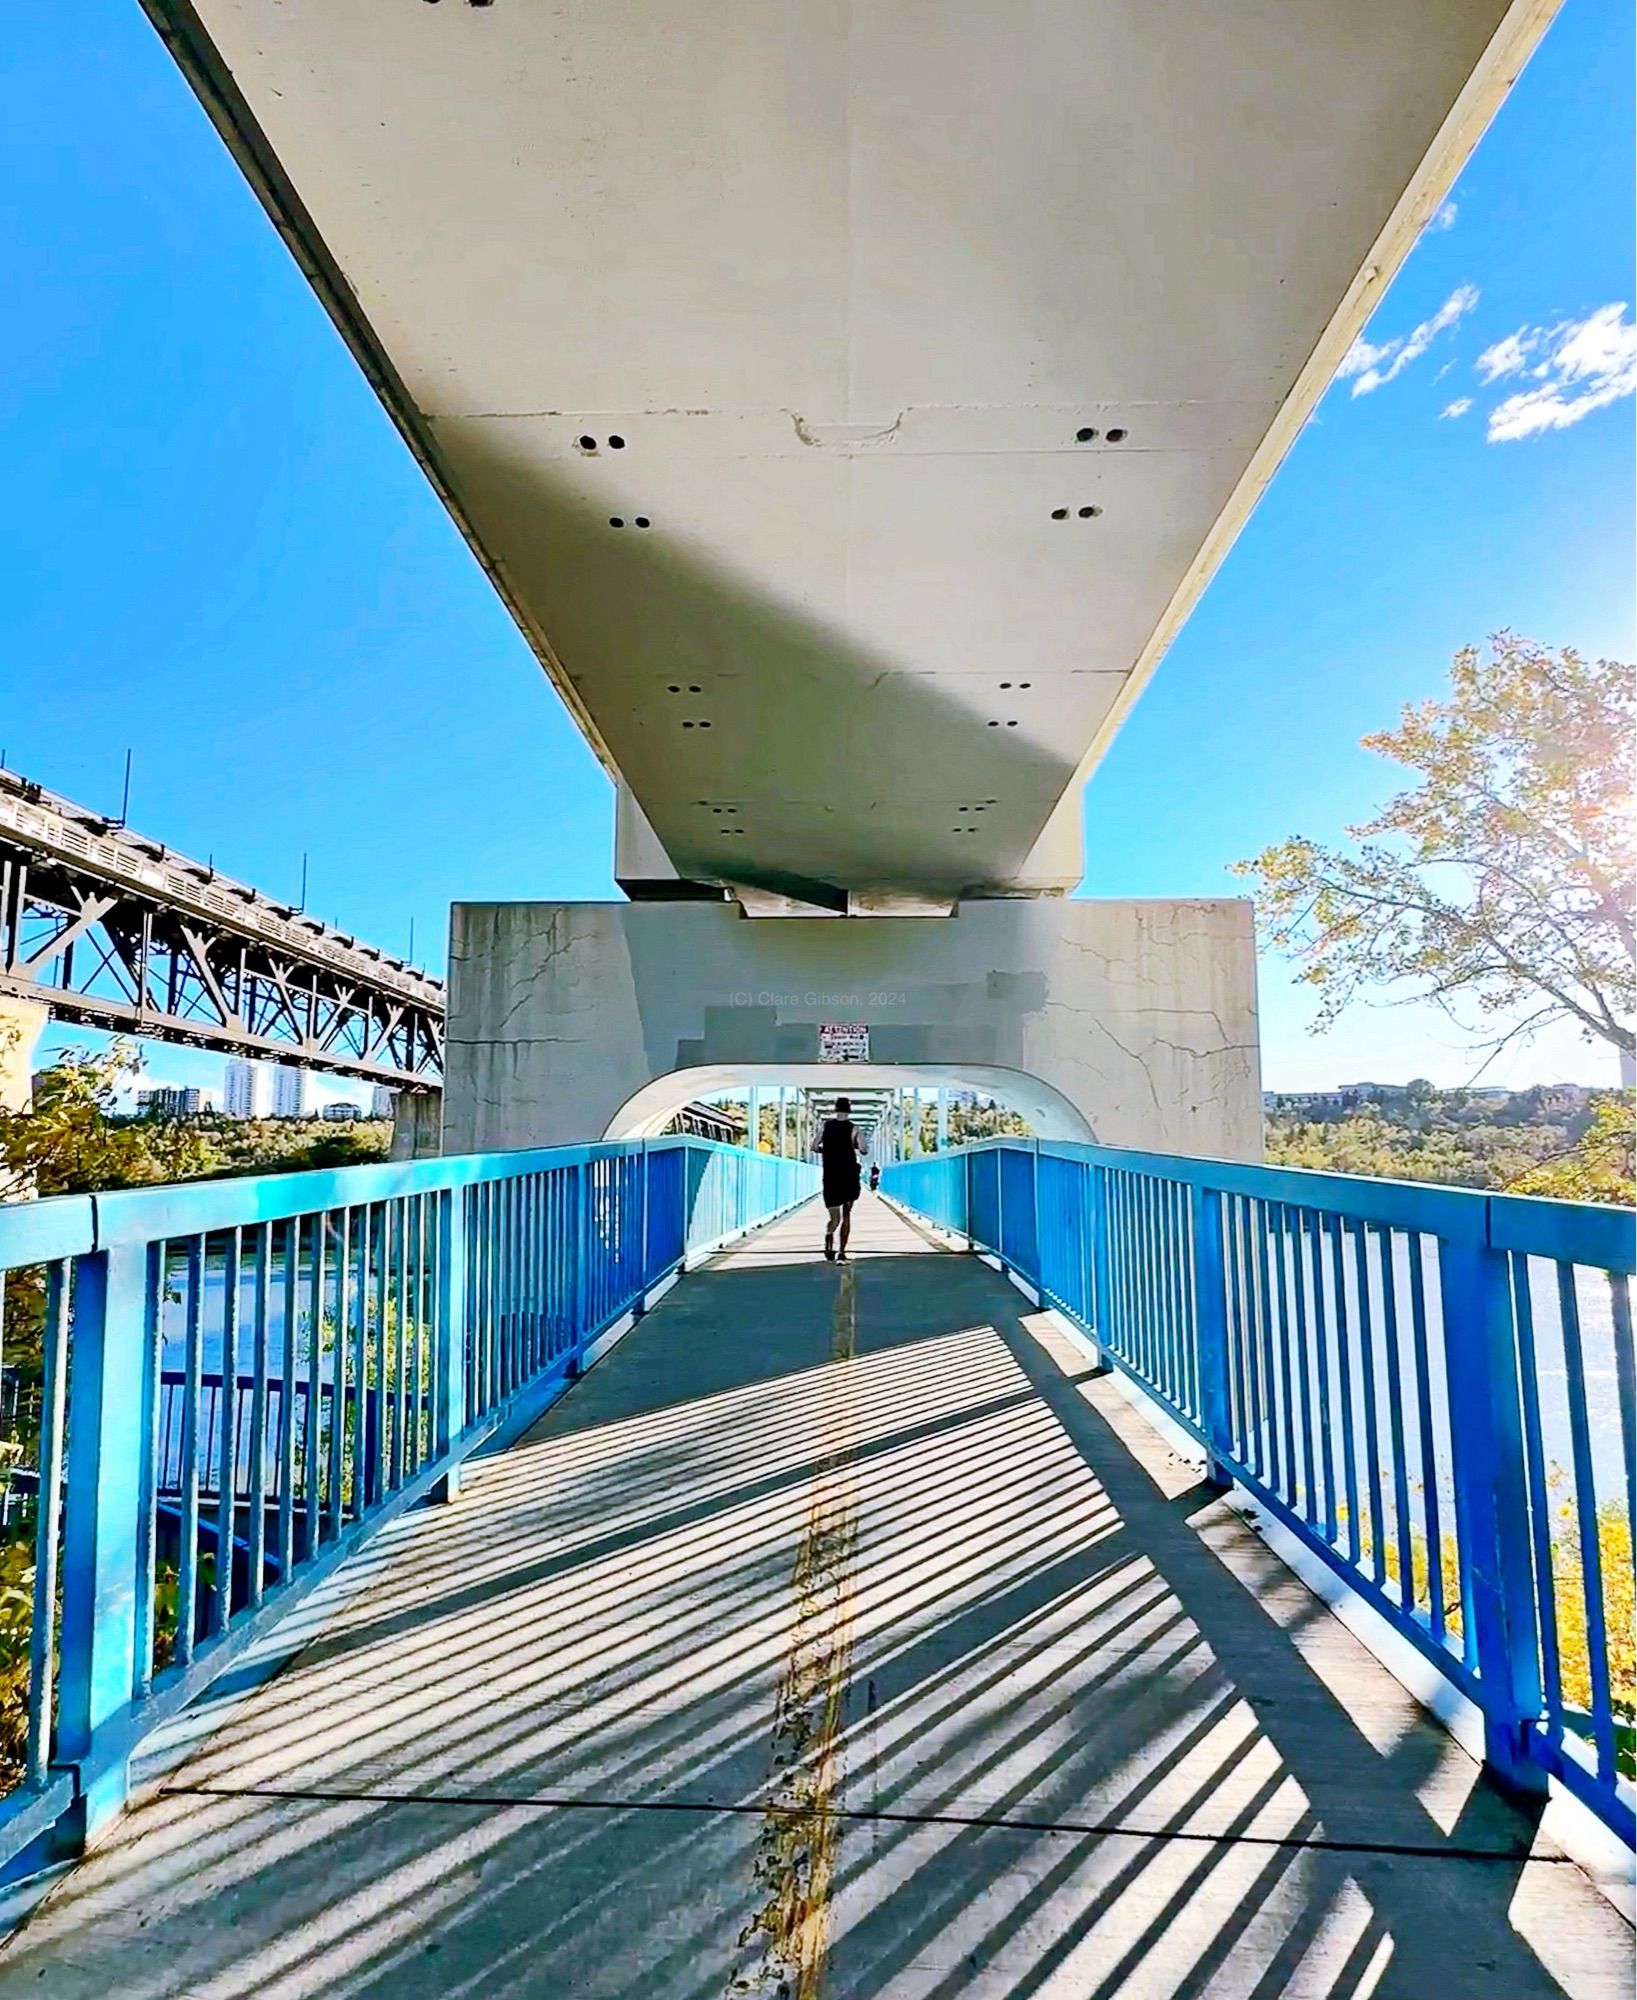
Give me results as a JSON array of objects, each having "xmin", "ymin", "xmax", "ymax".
[
  {"xmin": 1335, "ymin": 335, "xmax": 1395, "ymax": 382},
  {"xmin": 1342, "ymin": 284, "xmax": 1480, "ymax": 396},
  {"xmin": 1430, "ymin": 200, "xmax": 1458, "ymax": 232},
  {"xmin": 1475, "ymin": 328, "xmax": 1537, "ymax": 382},
  {"xmin": 1440, "ymin": 397, "xmax": 1472, "ymax": 420},
  {"xmin": 1484, "ymin": 302, "xmax": 1637, "ymax": 441}
]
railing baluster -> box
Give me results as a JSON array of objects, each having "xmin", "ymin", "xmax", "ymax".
[
  {"xmin": 394, "ymin": 1198, "xmax": 410, "ymax": 1481},
  {"xmin": 1253, "ymin": 1199, "xmax": 1281, "ymax": 1496},
  {"xmin": 175, "ymin": 1235, "xmax": 205, "ymax": 1668},
  {"xmin": 374, "ymin": 1200, "xmax": 392, "ymax": 1493},
  {"xmin": 1407, "ymin": 1235, "xmax": 1446, "ymax": 1644},
  {"xmin": 306, "ymin": 1212, "xmax": 326, "ymax": 1555},
  {"xmin": 133, "ymin": 1243, "xmax": 164, "ymax": 1698},
  {"xmin": 1190, "ymin": 1185, "xmax": 1232, "ymax": 1484},
  {"xmin": 1555, "ymin": 1261, "xmax": 1614, "ymax": 1784},
  {"xmin": 26, "ymin": 1263, "xmax": 71, "ymax": 1788},
  {"xmin": 1612, "ymin": 1269, "xmax": 1635, "ymax": 1589},
  {"xmin": 248, "ymin": 1224, "xmax": 270, "ymax": 1601},
  {"xmin": 1349, "ymin": 1220, "xmax": 1385, "ymax": 1588},
  {"xmin": 1307, "ymin": 1211, "xmax": 1339, "ymax": 1546},
  {"xmin": 327, "ymin": 1210, "xmax": 350, "ymax": 1539},
  {"xmin": 350, "ymin": 1206, "xmax": 370, "ymax": 1520},
  {"xmin": 1509, "ymin": 1253, "xmax": 1562, "ymax": 1741},
  {"xmin": 277, "ymin": 1216, "xmax": 298, "ymax": 1586},
  {"xmin": 214, "ymin": 1227, "xmax": 241, "ymax": 1636},
  {"xmin": 1328, "ymin": 1215, "xmax": 1361, "ymax": 1567}
]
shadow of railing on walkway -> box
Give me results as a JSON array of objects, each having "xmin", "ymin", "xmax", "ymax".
[{"xmin": 0, "ymin": 1242, "xmax": 1610, "ymax": 1998}]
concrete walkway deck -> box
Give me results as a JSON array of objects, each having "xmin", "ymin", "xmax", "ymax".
[{"xmin": 0, "ymin": 1197, "xmax": 1628, "ymax": 1998}]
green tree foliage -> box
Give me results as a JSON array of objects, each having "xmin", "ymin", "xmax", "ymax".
[
  {"xmin": 1266, "ymin": 1084, "xmax": 1633, "ymax": 1204},
  {"xmin": 0, "ymin": 1034, "xmax": 211, "ymax": 1201},
  {"xmin": 1238, "ymin": 635, "xmax": 1635, "ymax": 1063},
  {"xmin": 185, "ymin": 1114, "xmax": 390, "ymax": 1178},
  {"xmin": 1507, "ymin": 1094, "xmax": 1636, "ymax": 1205}
]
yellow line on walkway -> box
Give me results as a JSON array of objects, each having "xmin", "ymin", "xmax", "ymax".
[{"xmin": 732, "ymin": 1262, "xmax": 859, "ymax": 2000}]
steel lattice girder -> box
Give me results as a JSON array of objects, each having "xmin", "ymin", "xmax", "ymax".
[{"xmin": 0, "ymin": 840, "xmax": 442, "ymax": 1090}]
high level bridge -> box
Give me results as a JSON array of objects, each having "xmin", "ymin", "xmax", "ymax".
[
  {"xmin": 0, "ymin": 767, "xmax": 442, "ymax": 1098},
  {"xmin": 1, "ymin": 0, "xmax": 1631, "ymax": 1990}
]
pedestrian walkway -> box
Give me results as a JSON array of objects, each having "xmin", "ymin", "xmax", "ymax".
[{"xmin": 0, "ymin": 1197, "xmax": 1628, "ymax": 1998}]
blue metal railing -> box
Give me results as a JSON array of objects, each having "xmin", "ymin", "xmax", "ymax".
[
  {"xmin": 0, "ymin": 1137, "xmax": 815, "ymax": 1876},
  {"xmin": 884, "ymin": 1139, "xmax": 1636, "ymax": 1849}
]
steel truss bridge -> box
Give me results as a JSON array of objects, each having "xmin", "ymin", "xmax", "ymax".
[{"xmin": 0, "ymin": 768, "xmax": 443, "ymax": 1091}]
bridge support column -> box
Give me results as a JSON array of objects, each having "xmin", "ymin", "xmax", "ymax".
[
  {"xmin": 444, "ymin": 897, "xmax": 1261, "ymax": 1157},
  {"xmin": 0, "ymin": 995, "xmax": 47, "ymax": 1112},
  {"xmin": 389, "ymin": 1087, "xmax": 442, "ymax": 1160}
]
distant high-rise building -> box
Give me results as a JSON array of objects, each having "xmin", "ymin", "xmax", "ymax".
[
  {"xmin": 224, "ymin": 1058, "xmax": 272, "ymax": 1119},
  {"xmin": 273, "ymin": 1066, "xmax": 312, "ymax": 1119},
  {"xmin": 137, "ymin": 1086, "xmax": 204, "ymax": 1120},
  {"xmin": 369, "ymin": 1084, "xmax": 396, "ymax": 1120}
]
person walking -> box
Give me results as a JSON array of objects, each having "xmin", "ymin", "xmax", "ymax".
[{"xmin": 813, "ymin": 1096, "xmax": 866, "ymax": 1261}]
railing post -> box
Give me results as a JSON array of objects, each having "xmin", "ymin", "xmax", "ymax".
[
  {"xmin": 1189, "ymin": 1185, "xmax": 1234, "ymax": 1488},
  {"xmin": 1439, "ymin": 1235, "xmax": 1545, "ymax": 1793},
  {"xmin": 995, "ymin": 1145, "xmax": 1006, "ymax": 1267},
  {"xmin": 1029, "ymin": 1141, "xmax": 1041, "ymax": 1287},
  {"xmin": 1090, "ymin": 1163, "xmax": 1112, "ymax": 1369},
  {"xmin": 432, "ymin": 1187, "xmax": 469, "ymax": 1503},
  {"xmin": 635, "ymin": 1140, "xmax": 650, "ymax": 1313},
  {"xmin": 570, "ymin": 1158, "xmax": 591, "ymax": 1372},
  {"xmin": 57, "ymin": 1244, "xmax": 149, "ymax": 1844}
]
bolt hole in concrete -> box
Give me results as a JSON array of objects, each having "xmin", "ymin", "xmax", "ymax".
[
  {"xmin": 609, "ymin": 516, "xmax": 624, "ymax": 528},
  {"xmin": 1050, "ymin": 507, "xmax": 1069, "ymax": 520},
  {"xmin": 1076, "ymin": 425, "xmax": 1099, "ymax": 441},
  {"xmin": 608, "ymin": 434, "xmax": 626, "ymax": 448},
  {"xmin": 1106, "ymin": 426, "xmax": 1128, "ymax": 441},
  {"xmin": 635, "ymin": 516, "xmax": 652, "ymax": 528},
  {"xmin": 579, "ymin": 433, "xmax": 598, "ymax": 450},
  {"xmin": 1078, "ymin": 506, "xmax": 1100, "ymax": 518}
]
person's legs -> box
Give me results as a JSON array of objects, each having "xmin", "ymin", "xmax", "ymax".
[
  {"xmin": 837, "ymin": 1200, "xmax": 854, "ymax": 1258},
  {"xmin": 824, "ymin": 1204, "xmax": 842, "ymax": 1258}
]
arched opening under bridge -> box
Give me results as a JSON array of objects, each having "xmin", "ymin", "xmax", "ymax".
[{"xmin": 602, "ymin": 1062, "xmax": 1093, "ymax": 1144}]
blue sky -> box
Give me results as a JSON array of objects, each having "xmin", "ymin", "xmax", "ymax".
[{"xmin": 2, "ymin": 0, "xmax": 1632, "ymax": 1104}]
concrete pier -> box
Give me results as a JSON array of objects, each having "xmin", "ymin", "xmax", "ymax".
[
  {"xmin": 444, "ymin": 897, "xmax": 1262, "ymax": 1159},
  {"xmin": 1, "ymin": 1201, "xmax": 1625, "ymax": 1997}
]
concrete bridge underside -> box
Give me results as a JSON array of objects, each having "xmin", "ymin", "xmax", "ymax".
[
  {"xmin": 2, "ymin": 1201, "xmax": 1625, "ymax": 1997},
  {"xmin": 146, "ymin": 0, "xmax": 1556, "ymax": 904}
]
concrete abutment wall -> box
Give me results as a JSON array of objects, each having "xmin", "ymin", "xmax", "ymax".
[{"xmin": 443, "ymin": 899, "xmax": 1262, "ymax": 1159}]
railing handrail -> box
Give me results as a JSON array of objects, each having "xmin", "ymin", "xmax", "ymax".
[
  {"xmin": 0, "ymin": 1134, "xmax": 778, "ymax": 1251},
  {"xmin": 913, "ymin": 1137, "xmax": 1636, "ymax": 1271}
]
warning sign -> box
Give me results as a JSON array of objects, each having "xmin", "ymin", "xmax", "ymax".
[{"xmin": 818, "ymin": 1023, "xmax": 869, "ymax": 1063}]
